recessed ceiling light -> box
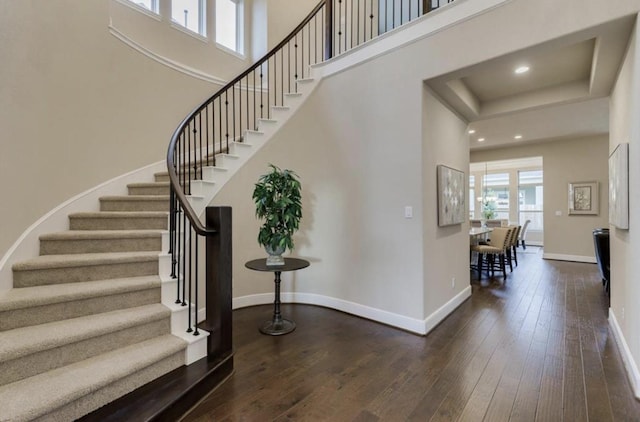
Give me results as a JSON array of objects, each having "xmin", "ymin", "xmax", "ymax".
[
  {"xmin": 515, "ymin": 66, "xmax": 530, "ymax": 74},
  {"xmin": 514, "ymin": 135, "xmax": 523, "ymax": 139},
  {"xmin": 478, "ymin": 138, "xmax": 485, "ymax": 142},
  {"xmin": 468, "ymin": 129, "xmax": 476, "ymax": 134}
]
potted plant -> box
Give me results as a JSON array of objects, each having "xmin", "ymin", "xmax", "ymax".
[{"xmin": 252, "ymin": 164, "xmax": 302, "ymax": 265}]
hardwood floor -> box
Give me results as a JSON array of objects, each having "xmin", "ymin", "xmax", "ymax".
[{"xmin": 182, "ymin": 248, "xmax": 640, "ymax": 421}]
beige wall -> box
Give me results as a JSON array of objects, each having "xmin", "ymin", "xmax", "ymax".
[
  {"xmin": 266, "ymin": 0, "xmax": 320, "ymax": 49},
  {"xmin": 471, "ymin": 135, "xmax": 609, "ymax": 260},
  {"xmin": 422, "ymin": 87, "xmax": 471, "ymax": 318},
  {"xmin": 0, "ymin": 0, "xmax": 217, "ymax": 258},
  {"xmin": 610, "ymin": 15, "xmax": 640, "ymax": 392},
  {"xmin": 213, "ymin": 0, "xmax": 640, "ymax": 328}
]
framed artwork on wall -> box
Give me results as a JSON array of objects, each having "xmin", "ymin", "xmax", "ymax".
[
  {"xmin": 437, "ymin": 164, "xmax": 465, "ymax": 226},
  {"xmin": 609, "ymin": 142, "xmax": 629, "ymax": 229},
  {"xmin": 568, "ymin": 181, "xmax": 598, "ymax": 215}
]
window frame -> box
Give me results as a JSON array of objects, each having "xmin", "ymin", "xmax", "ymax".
[
  {"xmin": 119, "ymin": 0, "xmax": 161, "ymax": 19},
  {"xmin": 170, "ymin": 0, "xmax": 208, "ymax": 39},
  {"xmin": 215, "ymin": 0, "xmax": 244, "ymax": 55}
]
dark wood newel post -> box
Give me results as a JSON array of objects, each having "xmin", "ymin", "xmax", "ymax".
[
  {"xmin": 324, "ymin": 0, "xmax": 333, "ymax": 60},
  {"xmin": 204, "ymin": 206, "xmax": 233, "ymax": 359}
]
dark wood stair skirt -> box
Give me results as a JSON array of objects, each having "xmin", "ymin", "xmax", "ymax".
[{"xmin": 78, "ymin": 352, "xmax": 233, "ymax": 422}]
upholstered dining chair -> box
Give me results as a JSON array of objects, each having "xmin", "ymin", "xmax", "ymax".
[
  {"xmin": 507, "ymin": 225, "xmax": 521, "ymax": 268},
  {"xmin": 471, "ymin": 227, "xmax": 511, "ymax": 278},
  {"xmin": 519, "ymin": 219, "xmax": 531, "ymax": 249}
]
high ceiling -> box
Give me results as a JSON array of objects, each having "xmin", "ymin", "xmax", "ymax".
[{"xmin": 425, "ymin": 16, "xmax": 636, "ymax": 150}]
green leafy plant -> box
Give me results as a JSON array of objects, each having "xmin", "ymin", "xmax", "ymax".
[
  {"xmin": 252, "ymin": 164, "xmax": 302, "ymax": 253},
  {"xmin": 482, "ymin": 199, "xmax": 497, "ymax": 219}
]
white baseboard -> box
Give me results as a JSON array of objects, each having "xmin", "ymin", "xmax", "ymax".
[
  {"xmin": 424, "ymin": 286, "xmax": 472, "ymax": 334},
  {"xmin": 609, "ymin": 309, "xmax": 640, "ymax": 399},
  {"xmin": 542, "ymin": 253, "xmax": 596, "ymax": 263},
  {"xmin": 232, "ymin": 286, "xmax": 472, "ymax": 336}
]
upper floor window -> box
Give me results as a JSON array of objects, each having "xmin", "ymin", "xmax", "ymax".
[
  {"xmin": 216, "ymin": 0, "xmax": 242, "ymax": 53},
  {"xmin": 172, "ymin": 0, "xmax": 206, "ymax": 36},
  {"xmin": 128, "ymin": 0, "xmax": 159, "ymax": 14}
]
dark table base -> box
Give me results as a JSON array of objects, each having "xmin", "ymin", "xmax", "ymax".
[{"xmin": 259, "ymin": 318, "xmax": 296, "ymax": 335}]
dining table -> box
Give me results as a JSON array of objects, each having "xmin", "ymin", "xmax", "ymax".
[{"xmin": 469, "ymin": 227, "xmax": 492, "ymax": 243}]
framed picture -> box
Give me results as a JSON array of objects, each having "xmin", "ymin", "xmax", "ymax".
[
  {"xmin": 568, "ymin": 181, "xmax": 598, "ymax": 215},
  {"xmin": 609, "ymin": 143, "xmax": 629, "ymax": 229},
  {"xmin": 437, "ymin": 164, "xmax": 465, "ymax": 226}
]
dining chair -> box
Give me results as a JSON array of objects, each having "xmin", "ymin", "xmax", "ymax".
[
  {"xmin": 471, "ymin": 227, "xmax": 511, "ymax": 278},
  {"xmin": 519, "ymin": 219, "xmax": 531, "ymax": 249},
  {"xmin": 507, "ymin": 225, "xmax": 521, "ymax": 268}
]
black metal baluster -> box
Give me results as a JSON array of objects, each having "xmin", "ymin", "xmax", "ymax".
[
  {"xmin": 268, "ymin": 58, "xmax": 272, "ymax": 116},
  {"xmin": 320, "ymin": 5, "xmax": 324, "ymax": 60},
  {"xmin": 302, "ymin": 22, "xmax": 315, "ymax": 68},
  {"xmin": 224, "ymin": 91, "xmax": 229, "ymax": 152},
  {"xmin": 232, "ymin": 85, "xmax": 236, "ymax": 147},
  {"xmin": 218, "ymin": 97, "xmax": 222, "ymax": 162},
  {"xmin": 211, "ymin": 102, "xmax": 216, "ymax": 166},
  {"xmin": 170, "ymin": 188, "xmax": 176, "ymax": 279},
  {"xmin": 384, "ymin": 0, "xmax": 387, "ymax": 33},
  {"xmin": 351, "ymin": 0, "xmax": 360, "ymax": 45},
  {"xmin": 282, "ymin": 41, "xmax": 298, "ymax": 95},
  {"xmin": 181, "ymin": 131, "xmax": 185, "ymax": 194},
  {"xmin": 294, "ymin": 37, "xmax": 298, "ymax": 91},
  {"xmin": 192, "ymin": 120, "xmax": 196, "ymax": 191},
  {"xmin": 259, "ymin": 64, "xmax": 263, "ymax": 122},
  {"xmin": 369, "ymin": 0, "xmax": 373, "ymax": 40},
  {"xmin": 393, "ymin": 0, "xmax": 396, "ymax": 29},
  {"xmin": 350, "ymin": 0, "xmax": 354, "ymax": 49},
  {"xmin": 185, "ymin": 124, "xmax": 191, "ymax": 194},
  {"xmin": 338, "ymin": 0, "xmax": 342, "ymax": 54},
  {"xmin": 181, "ymin": 207, "xmax": 187, "ymax": 306},
  {"xmin": 246, "ymin": 75, "xmax": 249, "ymax": 132},
  {"xmin": 175, "ymin": 203, "xmax": 181, "ymax": 304},
  {"xmin": 187, "ymin": 223, "xmax": 193, "ymax": 332},
  {"xmin": 197, "ymin": 113, "xmax": 202, "ymax": 179},
  {"xmin": 206, "ymin": 104, "xmax": 210, "ymax": 167},
  {"xmin": 281, "ymin": 48, "xmax": 284, "ymax": 106},
  {"xmin": 193, "ymin": 233, "xmax": 199, "ymax": 335}
]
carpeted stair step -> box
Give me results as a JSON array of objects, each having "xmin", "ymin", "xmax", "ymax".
[
  {"xmin": 12, "ymin": 251, "xmax": 159, "ymax": 288},
  {"xmin": 100, "ymin": 195, "xmax": 169, "ymax": 212},
  {"xmin": 0, "ymin": 276, "xmax": 161, "ymax": 331},
  {"xmin": 127, "ymin": 182, "xmax": 170, "ymax": 196},
  {"xmin": 39, "ymin": 230, "xmax": 163, "ymax": 255},
  {"xmin": 69, "ymin": 211, "xmax": 168, "ymax": 230},
  {"xmin": 0, "ymin": 334, "xmax": 186, "ymax": 422},
  {"xmin": 0, "ymin": 303, "xmax": 171, "ymax": 387}
]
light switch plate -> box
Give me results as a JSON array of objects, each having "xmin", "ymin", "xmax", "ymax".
[{"xmin": 404, "ymin": 206, "xmax": 413, "ymax": 219}]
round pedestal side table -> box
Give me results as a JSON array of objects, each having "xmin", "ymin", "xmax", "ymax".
[{"xmin": 245, "ymin": 257, "xmax": 310, "ymax": 335}]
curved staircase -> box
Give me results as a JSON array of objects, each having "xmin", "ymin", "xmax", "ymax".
[
  {"xmin": 0, "ymin": 177, "xmax": 186, "ymax": 421},
  {"xmin": 0, "ymin": 75, "xmax": 319, "ymax": 422}
]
